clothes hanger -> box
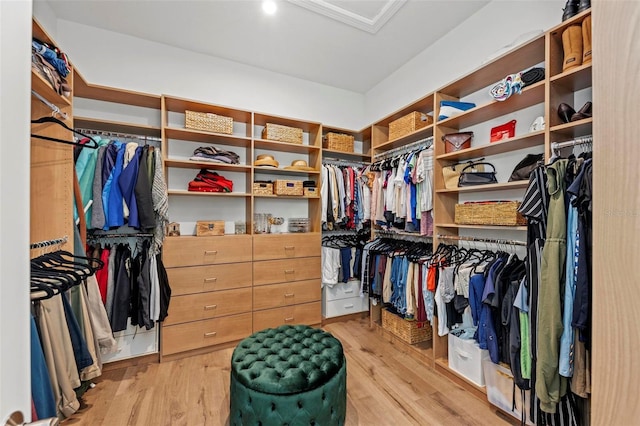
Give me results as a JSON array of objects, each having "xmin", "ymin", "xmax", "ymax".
[{"xmin": 31, "ymin": 116, "xmax": 98, "ymax": 149}]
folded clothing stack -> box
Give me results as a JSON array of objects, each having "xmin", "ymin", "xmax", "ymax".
[
  {"xmin": 190, "ymin": 146, "xmax": 240, "ymax": 164},
  {"xmin": 303, "ymin": 180, "xmax": 316, "ymax": 188},
  {"xmin": 188, "ymin": 169, "xmax": 233, "ymax": 193}
]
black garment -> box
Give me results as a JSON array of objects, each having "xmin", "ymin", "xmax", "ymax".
[
  {"xmin": 111, "ymin": 245, "xmax": 132, "ymax": 332},
  {"xmin": 156, "ymin": 254, "xmax": 171, "ymax": 322},
  {"xmin": 136, "ymin": 243, "xmax": 153, "ymax": 330},
  {"xmin": 134, "ymin": 146, "xmax": 156, "ymax": 230}
]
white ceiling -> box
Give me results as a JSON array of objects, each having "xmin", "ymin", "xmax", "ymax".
[{"xmin": 44, "ymin": 0, "xmax": 490, "ymax": 93}]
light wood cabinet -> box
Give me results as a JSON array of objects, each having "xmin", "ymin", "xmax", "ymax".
[
  {"xmin": 252, "ymin": 257, "xmax": 321, "ymax": 286},
  {"xmin": 163, "ymin": 235, "xmax": 252, "ymax": 267},
  {"xmin": 253, "ymin": 233, "xmax": 321, "ymax": 260},
  {"xmin": 164, "ymin": 287, "xmax": 252, "ymax": 326},
  {"xmin": 252, "ymin": 280, "xmax": 321, "ymax": 311},
  {"xmin": 252, "ymin": 302, "xmax": 321, "ymax": 331}
]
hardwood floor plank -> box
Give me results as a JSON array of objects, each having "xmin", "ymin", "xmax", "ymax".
[{"xmin": 65, "ymin": 318, "xmax": 512, "ymax": 426}]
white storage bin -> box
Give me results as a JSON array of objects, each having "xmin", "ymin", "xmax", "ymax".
[
  {"xmin": 482, "ymin": 358, "xmax": 534, "ymax": 425},
  {"xmin": 448, "ymin": 328, "xmax": 488, "ymax": 387}
]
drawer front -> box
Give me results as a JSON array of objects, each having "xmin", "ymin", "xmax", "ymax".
[
  {"xmin": 167, "ymin": 263, "xmax": 252, "ymax": 296},
  {"xmin": 164, "ymin": 287, "xmax": 252, "ymax": 326},
  {"xmin": 161, "ymin": 312, "xmax": 252, "ymax": 355},
  {"xmin": 252, "ymin": 301, "xmax": 321, "ymax": 331},
  {"xmin": 163, "ymin": 235, "xmax": 252, "ymax": 267},
  {"xmin": 253, "ymin": 257, "xmax": 321, "ymax": 286},
  {"xmin": 253, "ymin": 280, "xmax": 321, "ymax": 311},
  {"xmin": 322, "ymin": 296, "xmax": 369, "ymax": 318},
  {"xmin": 323, "ymin": 280, "xmax": 361, "ymax": 301},
  {"xmin": 253, "ymin": 233, "xmax": 321, "ymax": 261}
]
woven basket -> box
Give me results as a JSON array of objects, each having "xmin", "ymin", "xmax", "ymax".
[
  {"xmin": 274, "ymin": 180, "xmax": 303, "ymax": 196},
  {"xmin": 303, "ymin": 187, "xmax": 317, "ymax": 197},
  {"xmin": 262, "ymin": 123, "xmax": 303, "ymax": 144},
  {"xmin": 455, "ymin": 201, "xmax": 527, "ymax": 226},
  {"xmin": 253, "ymin": 182, "xmax": 273, "ymax": 195},
  {"xmin": 185, "ymin": 110, "xmax": 233, "ymax": 134},
  {"xmin": 389, "ymin": 111, "xmax": 432, "ymax": 141},
  {"xmin": 323, "ymin": 132, "xmax": 354, "ymax": 153},
  {"xmin": 381, "ymin": 309, "xmax": 432, "ymax": 344}
]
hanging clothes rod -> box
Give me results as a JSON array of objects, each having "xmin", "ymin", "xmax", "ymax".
[
  {"xmin": 87, "ymin": 233, "xmax": 154, "ymax": 239},
  {"xmin": 322, "ymin": 157, "xmax": 369, "ymax": 167},
  {"xmin": 30, "ymin": 236, "xmax": 68, "ymax": 249},
  {"xmin": 31, "ymin": 90, "xmax": 68, "ymax": 121},
  {"xmin": 75, "ymin": 128, "xmax": 162, "ymax": 143},
  {"xmin": 376, "ymin": 230, "xmax": 433, "ymax": 242},
  {"xmin": 551, "ymin": 135, "xmax": 592, "ymax": 151},
  {"xmin": 373, "ymin": 136, "xmax": 434, "ymax": 160},
  {"xmin": 436, "ymin": 234, "xmax": 527, "ymax": 247}
]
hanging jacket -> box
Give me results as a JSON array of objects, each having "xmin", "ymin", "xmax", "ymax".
[
  {"xmin": 111, "ymin": 245, "xmax": 132, "ymax": 332},
  {"xmin": 118, "ymin": 145, "xmax": 141, "ymax": 228},
  {"xmin": 101, "ymin": 142, "xmax": 120, "ymax": 229},
  {"xmin": 135, "ymin": 146, "xmax": 156, "ymax": 230},
  {"xmin": 106, "ymin": 144, "xmax": 126, "ymax": 228},
  {"xmin": 156, "ymin": 253, "xmax": 172, "ymax": 322}
]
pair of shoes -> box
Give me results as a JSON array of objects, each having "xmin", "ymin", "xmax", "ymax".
[
  {"xmin": 562, "ymin": 15, "xmax": 592, "ymax": 72},
  {"xmin": 558, "ymin": 102, "xmax": 592, "ymax": 123},
  {"xmin": 562, "ymin": 0, "xmax": 590, "ymax": 21}
]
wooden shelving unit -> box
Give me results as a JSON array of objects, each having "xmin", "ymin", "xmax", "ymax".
[
  {"xmin": 167, "ymin": 189, "xmax": 250, "ymax": 198},
  {"xmin": 437, "ymin": 130, "xmax": 545, "ymax": 161},
  {"xmin": 74, "ymin": 116, "xmax": 161, "ymax": 137},
  {"xmin": 163, "ymin": 158, "xmax": 251, "ymax": 172},
  {"xmin": 435, "ymin": 180, "xmax": 529, "ymax": 193},
  {"xmin": 437, "ymin": 223, "xmax": 527, "ymax": 231},
  {"xmin": 164, "ymin": 127, "xmax": 251, "ymax": 147}
]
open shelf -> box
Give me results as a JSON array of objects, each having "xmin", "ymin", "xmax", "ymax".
[
  {"xmin": 550, "ymin": 117, "xmax": 593, "ymax": 138},
  {"xmin": 164, "ymin": 127, "xmax": 251, "ymax": 147},
  {"xmin": 31, "ymin": 70, "xmax": 72, "ymax": 107},
  {"xmin": 436, "ymin": 180, "xmax": 529, "ymax": 193},
  {"xmin": 254, "ymin": 138, "xmax": 322, "ymax": 154},
  {"xmin": 437, "ymin": 130, "xmax": 545, "ymax": 161},
  {"xmin": 373, "ymin": 93, "xmax": 435, "ymax": 127},
  {"xmin": 167, "ymin": 190, "xmax": 250, "ymax": 198},
  {"xmin": 438, "ymin": 34, "xmax": 545, "ymax": 98},
  {"xmin": 322, "ymin": 148, "xmax": 371, "ymax": 162},
  {"xmin": 550, "ymin": 63, "xmax": 592, "ymax": 92},
  {"xmin": 253, "ymin": 166, "xmax": 320, "ymax": 176},
  {"xmin": 254, "ymin": 112, "xmax": 321, "ymax": 133},
  {"xmin": 373, "ymin": 125, "xmax": 434, "ymax": 152},
  {"xmin": 437, "ymin": 81, "xmax": 545, "ymax": 129},
  {"xmin": 74, "ymin": 117, "xmax": 161, "ymax": 137},
  {"xmin": 74, "ymin": 71, "xmax": 160, "ymax": 109},
  {"xmin": 253, "ymin": 194, "xmax": 320, "ymax": 199},
  {"xmin": 164, "ymin": 95, "xmax": 251, "ymax": 122},
  {"xmin": 437, "ymin": 223, "xmax": 527, "ymax": 231},
  {"xmin": 164, "ymin": 158, "xmax": 251, "ymax": 172}
]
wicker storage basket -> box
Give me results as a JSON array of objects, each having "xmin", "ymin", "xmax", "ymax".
[
  {"xmin": 303, "ymin": 187, "xmax": 317, "ymax": 197},
  {"xmin": 274, "ymin": 180, "xmax": 303, "ymax": 196},
  {"xmin": 381, "ymin": 309, "xmax": 432, "ymax": 344},
  {"xmin": 323, "ymin": 132, "xmax": 354, "ymax": 153},
  {"xmin": 253, "ymin": 182, "xmax": 273, "ymax": 195},
  {"xmin": 455, "ymin": 201, "xmax": 527, "ymax": 226},
  {"xmin": 389, "ymin": 111, "xmax": 433, "ymax": 141},
  {"xmin": 262, "ymin": 123, "xmax": 303, "ymax": 144},
  {"xmin": 185, "ymin": 110, "xmax": 233, "ymax": 134}
]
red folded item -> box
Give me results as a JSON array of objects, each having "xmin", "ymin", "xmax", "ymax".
[
  {"xmin": 188, "ymin": 169, "xmax": 234, "ymax": 192},
  {"xmin": 188, "ymin": 181, "xmax": 227, "ymax": 192}
]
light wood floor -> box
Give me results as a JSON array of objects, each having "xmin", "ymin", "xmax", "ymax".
[{"xmin": 64, "ymin": 319, "xmax": 513, "ymax": 426}]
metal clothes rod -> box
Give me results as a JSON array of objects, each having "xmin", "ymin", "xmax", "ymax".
[
  {"xmin": 552, "ymin": 135, "xmax": 593, "ymax": 150},
  {"xmin": 31, "ymin": 90, "xmax": 69, "ymax": 121},
  {"xmin": 30, "ymin": 236, "xmax": 68, "ymax": 249},
  {"xmin": 436, "ymin": 234, "xmax": 527, "ymax": 247},
  {"xmin": 87, "ymin": 233, "xmax": 154, "ymax": 239},
  {"xmin": 75, "ymin": 128, "xmax": 162, "ymax": 143},
  {"xmin": 373, "ymin": 136, "xmax": 434, "ymax": 160},
  {"xmin": 322, "ymin": 158, "xmax": 369, "ymax": 167},
  {"xmin": 376, "ymin": 230, "xmax": 433, "ymax": 242}
]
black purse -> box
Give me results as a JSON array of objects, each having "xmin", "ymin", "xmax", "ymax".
[
  {"xmin": 508, "ymin": 153, "xmax": 544, "ymax": 182},
  {"xmin": 458, "ymin": 162, "xmax": 498, "ymax": 186}
]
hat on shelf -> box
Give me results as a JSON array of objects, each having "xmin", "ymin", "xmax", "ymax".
[
  {"xmin": 283, "ymin": 159, "xmax": 315, "ymax": 171},
  {"xmin": 254, "ymin": 154, "xmax": 279, "ymax": 168}
]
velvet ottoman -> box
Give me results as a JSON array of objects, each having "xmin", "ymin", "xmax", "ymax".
[{"xmin": 229, "ymin": 325, "xmax": 346, "ymax": 425}]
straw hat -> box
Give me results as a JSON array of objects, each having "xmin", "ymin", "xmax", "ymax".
[
  {"xmin": 254, "ymin": 154, "xmax": 279, "ymax": 168},
  {"xmin": 283, "ymin": 159, "xmax": 315, "ymax": 171}
]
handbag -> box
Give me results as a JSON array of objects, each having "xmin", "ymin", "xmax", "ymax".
[
  {"xmin": 490, "ymin": 120, "xmax": 516, "ymax": 142},
  {"xmin": 442, "ymin": 160, "xmax": 484, "ymax": 189},
  {"xmin": 508, "ymin": 153, "xmax": 544, "ymax": 182},
  {"xmin": 442, "ymin": 132, "xmax": 473, "ymax": 154},
  {"xmin": 458, "ymin": 162, "xmax": 498, "ymax": 186}
]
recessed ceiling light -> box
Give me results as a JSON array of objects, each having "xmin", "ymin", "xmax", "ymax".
[{"xmin": 263, "ymin": 0, "xmax": 277, "ymax": 15}]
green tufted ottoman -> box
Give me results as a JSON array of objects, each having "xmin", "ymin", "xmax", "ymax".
[{"xmin": 229, "ymin": 325, "xmax": 346, "ymax": 426}]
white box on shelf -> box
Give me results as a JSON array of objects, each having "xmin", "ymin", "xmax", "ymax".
[
  {"xmin": 448, "ymin": 328, "xmax": 489, "ymax": 387},
  {"xmin": 482, "ymin": 358, "xmax": 534, "ymax": 425}
]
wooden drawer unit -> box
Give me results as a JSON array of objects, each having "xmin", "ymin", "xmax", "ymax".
[
  {"xmin": 323, "ymin": 296, "xmax": 369, "ymax": 318},
  {"xmin": 323, "ymin": 280, "xmax": 361, "ymax": 301},
  {"xmin": 253, "ymin": 257, "xmax": 321, "ymax": 286},
  {"xmin": 253, "ymin": 233, "xmax": 321, "ymax": 261},
  {"xmin": 163, "ymin": 235, "xmax": 252, "ymax": 267},
  {"xmin": 253, "ymin": 279, "xmax": 321, "ymax": 311},
  {"xmin": 162, "ymin": 312, "xmax": 252, "ymax": 356},
  {"xmin": 252, "ymin": 301, "xmax": 321, "ymax": 331},
  {"xmin": 164, "ymin": 287, "xmax": 252, "ymax": 326},
  {"xmin": 167, "ymin": 263, "xmax": 252, "ymax": 296}
]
